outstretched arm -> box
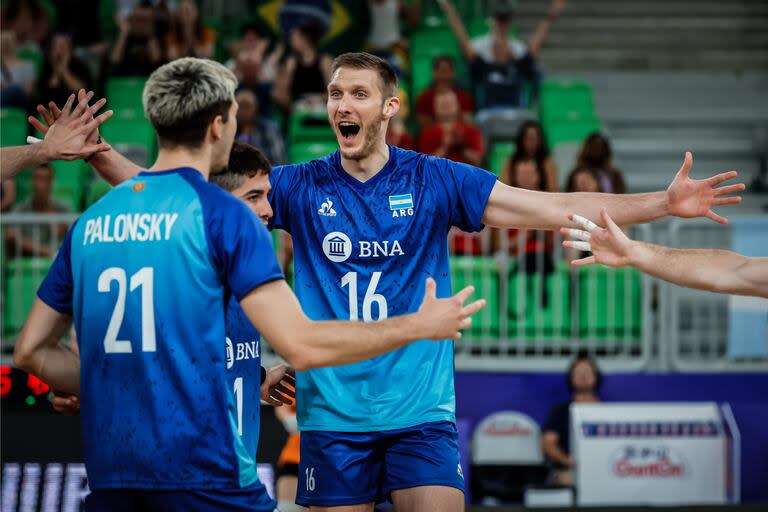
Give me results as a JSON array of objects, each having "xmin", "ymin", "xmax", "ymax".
[
  {"xmin": 482, "ymin": 152, "xmax": 744, "ymax": 230},
  {"xmin": 240, "ymin": 278, "xmax": 485, "ymax": 371},
  {"xmin": 527, "ymin": 0, "xmax": 567, "ymax": 58},
  {"xmin": 436, "ymin": 0, "xmax": 476, "ymax": 60},
  {"xmin": 562, "ymin": 209, "xmax": 768, "ymax": 298},
  {"xmin": 2, "ymin": 92, "xmax": 112, "ymax": 180}
]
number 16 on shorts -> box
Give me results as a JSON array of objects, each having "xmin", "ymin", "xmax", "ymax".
[{"xmin": 305, "ymin": 467, "xmax": 316, "ymax": 491}]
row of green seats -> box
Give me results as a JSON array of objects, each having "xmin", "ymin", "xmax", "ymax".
[
  {"xmin": 3, "ymin": 257, "xmax": 52, "ymax": 336},
  {"xmin": 450, "ymin": 256, "xmax": 642, "ymax": 341},
  {"xmin": 539, "ymin": 80, "xmax": 601, "ymax": 147},
  {"xmin": 1, "ymin": 108, "xmax": 28, "ymax": 147},
  {"xmin": 488, "ymin": 142, "xmax": 515, "ymax": 177}
]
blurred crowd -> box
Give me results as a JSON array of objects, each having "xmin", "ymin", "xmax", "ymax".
[{"xmin": 1, "ymin": 0, "xmax": 626, "ymax": 268}]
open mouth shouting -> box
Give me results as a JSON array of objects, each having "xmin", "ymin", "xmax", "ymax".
[{"xmin": 337, "ymin": 121, "xmax": 361, "ymax": 145}]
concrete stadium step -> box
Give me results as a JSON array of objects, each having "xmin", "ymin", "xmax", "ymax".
[
  {"xmin": 539, "ymin": 32, "xmax": 768, "ymax": 50},
  {"xmin": 538, "ymin": 49, "xmax": 768, "ymax": 71},
  {"xmin": 516, "ymin": 16, "xmax": 768, "ymax": 31},
  {"xmin": 616, "ymin": 155, "xmax": 761, "ymax": 192},
  {"xmin": 516, "ymin": 0, "xmax": 768, "ymax": 17}
]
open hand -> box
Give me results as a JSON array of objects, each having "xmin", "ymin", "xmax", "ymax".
[
  {"xmin": 561, "ymin": 209, "xmax": 635, "ymax": 268},
  {"xmin": 51, "ymin": 390, "xmax": 80, "ymax": 415},
  {"xmin": 666, "ymin": 152, "xmax": 744, "ymax": 224},
  {"xmin": 416, "ymin": 278, "xmax": 486, "ymax": 340}
]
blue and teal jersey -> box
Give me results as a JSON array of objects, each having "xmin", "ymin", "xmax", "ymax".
[
  {"xmin": 269, "ymin": 146, "xmax": 497, "ymax": 432},
  {"xmin": 37, "ymin": 167, "xmax": 283, "ymax": 496}
]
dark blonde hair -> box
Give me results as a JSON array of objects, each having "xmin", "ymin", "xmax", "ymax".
[{"xmin": 331, "ymin": 52, "xmax": 398, "ymax": 98}]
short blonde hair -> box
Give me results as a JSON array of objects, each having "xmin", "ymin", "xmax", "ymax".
[{"xmin": 143, "ymin": 58, "xmax": 238, "ymax": 148}]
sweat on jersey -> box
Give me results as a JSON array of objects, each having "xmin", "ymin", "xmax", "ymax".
[
  {"xmin": 269, "ymin": 146, "xmax": 497, "ymax": 432},
  {"xmin": 37, "ymin": 167, "xmax": 283, "ymax": 494}
]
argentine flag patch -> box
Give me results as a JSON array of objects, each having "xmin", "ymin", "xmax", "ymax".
[{"xmin": 389, "ymin": 194, "xmax": 413, "ymax": 211}]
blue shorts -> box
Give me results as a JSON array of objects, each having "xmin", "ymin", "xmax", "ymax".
[
  {"xmin": 85, "ymin": 482, "xmax": 277, "ymax": 512},
  {"xmin": 296, "ymin": 421, "xmax": 464, "ymax": 507}
]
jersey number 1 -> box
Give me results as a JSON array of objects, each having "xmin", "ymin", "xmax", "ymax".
[{"xmin": 98, "ymin": 267, "xmax": 156, "ymax": 353}]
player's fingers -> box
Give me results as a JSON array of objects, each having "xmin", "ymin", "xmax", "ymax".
[
  {"xmin": 713, "ymin": 183, "xmax": 745, "ymax": 196},
  {"xmin": 36, "ymin": 104, "xmax": 54, "ymax": 126},
  {"xmin": 61, "ymin": 94, "xmax": 76, "ymax": 117},
  {"xmin": 459, "ymin": 317, "xmax": 472, "ymax": 329},
  {"xmin": 677, "ymin": 151, "xmax": 693, "ymax": 178},
  {"xmin": 452, "ymin": 285, "xmax": 475, "ymax": 305},
  {"xmin": 285, "ymin": 367, "xmax": 296, "ymax": 380},
  {"xmin": 705, "ymin": 210, "xmax": 728, "ymax": 225},
  {"xmin": 568, "ymin": 241, "xmax": 592, "ymax": 252},
  {"xmin": 571, "ymin": 214, "xmax": 597, "ymax": 232},
  {"xmin": 83, "ymin": 110, "xmax": 113, "ymax": 133},
  {"xmin": 713, "ymin": 196, "xmax": 742, "ymax": 206},
  {"xmin": 28, "ymin": 115, "xmax": 48, "ymax": 135},
  {"xmin": 565, "ymin": 228, "xmax": 591, "ymax": 242},
  {"xmin": 423, "ymin": 277, "xmax": 437, "ymax": 299},
  {"xmin": 80, "ymin": 142, "xmax": 112, "ymax": 155},
  {"xmin": 71, "ymin": 91, "xmax": 92, "ymax": 119},
  {"xmin": 273, "ymin": 383, "xmax": 294, "ymax": 397},
  {"xmin": 706, "ymin": 170, "xmax": 738, "ymax": 186},
  {"xmin": 81, "ymin": 97, "xmax": 107, "ymax": 122},
  {"xmin": 601, "ymin": 208, "xmax": 623, "ymax": 234},
  {"xmin": 570, "ymin": 255, "xmax": 596, "ymax": 268},
  {"xmin": 461, "ymin": 298, "xmax": 486, "ymax": 317},
  {"xmin": 49, "ymin": 101, "xmax": 62, "ymax": 119}
]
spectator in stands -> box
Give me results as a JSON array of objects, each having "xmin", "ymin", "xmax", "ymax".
[
  {"xmin": 503, "ymin": 120, "xmax": 558, "ymax": 192},
  {"xmin": 501, "ymin": 158, "xmax": 554, "ymax": 274},
  {"xmin": 228, "ymin": 23, "xmax": 283, "ymax": 118},
  {"xmin": 37, "ymin": 33, "xmax": 92, "ymax": 109},
  {"xmin": 386, "ymin": 112, "xmax": 414, "ymax": 150},
  {"xmin": 542, "ymin": 354, "xmax": 602, "ymax": 487},
  {"xmin": 5, "ymin": 163, "xmax": 69, "ymax": 258},
  {"xmin": 1, "ymin": 180, "xmax": 16, "ymax": 212},
  {"xmin": 419, "ymin": 90, "xmax": 485, "ymax": 166},
  {"xmin": 1, "ymin": 0, "xmax": 51, "ymax": 48},
  {"xmin": 366, "ymin": 0, "xmax": 421, "ymax": 69},
  {"xmin": 438, "ymin": 0, "xmax": 566, "ymax": 110},
  {"xmin": 109, "ymin": 3, "xmax": 166, "ymax": 76},
  {"xmin": 235, "ymin": 89, "xmax": 287, "ymax": 166},
  {"xmin": 272, "ymin": 19, "xmax": 333, "ymax": 111},
  {"xmin": 566, "ymin": 165, "xmax": 602, "ymax": 193},
  {"xmin": 0, "ymin": 30, "xmax": 37, "ymax": 108},
  {"xmin": 577, "ymin": 133, "xmax": 626, "ymax": 194},
  {"xmin": 414, "ymin": 55, "xmax": 474, "ymax": 128},
  {"xmin": 166, "ymin": 0, "xmax": 216, "ymax": 60}
]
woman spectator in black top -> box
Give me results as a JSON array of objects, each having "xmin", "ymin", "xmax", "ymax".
[
  {"xmin": 502, "ymin": 120, "xmax": 558, "ymax": 192},
  {"xmin": 577, "ymin": 132, "xmax": 627, "ymax": 194},
  {"xmin": 37, "ymin": 33, "xmax": 91, "ymax": 108}
]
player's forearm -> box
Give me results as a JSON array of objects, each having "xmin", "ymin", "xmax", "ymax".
[
  {"xmin": 630, "ymin": 242, "xmax": 766, "ymax": 297},
  {"xmin": 14, "ymin": 302, "xmax": 80, "ymax": 394},
  {"xmin": 562, "ymin": 191, "xmax": 669, "ymax": 228},
  {"xmin": 88, "ymin": 144, "xmax": 142, "ymax": 185},
  {"xmin": 0, "ymin": 144, "xmax": 51, "ymax": 180},
  {"xmin": 293, "ymin": 314, "xmax": 426, "ymax": 370}
]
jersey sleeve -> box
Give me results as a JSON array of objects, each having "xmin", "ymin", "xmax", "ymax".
[
  {"xmin": 37, "ymin": 222, "xmax": 77, "ymax": 315},
  {"xmin": 183, "ymin": 176, "xmax": 285, "ymax": 301},
  {"xmin": 268, "ymin": 164, "xmax": 304, "ymax": 233},
  {"xmin": 427, "ymin": 156, "xmax": 498, "ymax": 233}
]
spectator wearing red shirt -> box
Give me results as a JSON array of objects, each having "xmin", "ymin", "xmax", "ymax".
[
  {"xmin": 415, "ymin": 55, "xmax": 473, "ymax": 127},
  {"xmin": 386, "ymin": 112, "xmax": 414, "ymax": 150},
  {"xmin": 418, "ymin": 90, "xmax": 484, "ymax": 166}
]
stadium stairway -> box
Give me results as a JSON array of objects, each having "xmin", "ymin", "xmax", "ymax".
[{"xmin": 511, "ymin": 0, "xmax": 768, "ymax": 192}]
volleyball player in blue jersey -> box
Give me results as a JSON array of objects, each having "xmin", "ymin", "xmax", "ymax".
[
  {"xmin": 60, "ymin": 52, "xmax": 743, "ymax": 511},
  {"xmin": 13, "ymin": 58, "xmax": 485, "ymax": 512}
]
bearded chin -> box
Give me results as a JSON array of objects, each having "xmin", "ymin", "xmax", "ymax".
[{"xmin": 342, "ymin": 121, "xmax": 382, "ymax": 161}]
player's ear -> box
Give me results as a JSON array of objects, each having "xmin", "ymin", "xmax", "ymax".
[
  {"xmin": 209, "ymin": 114, "xmax": 224, "ymax": 141},
  {"xmin": 383, "ymin": 95, "xmax": 400, "ymax": 120}
]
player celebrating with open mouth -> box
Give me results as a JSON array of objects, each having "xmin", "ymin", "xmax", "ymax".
[{"xmin": 69, "ymin": 53, "xmax": 742, "ymax": 512}]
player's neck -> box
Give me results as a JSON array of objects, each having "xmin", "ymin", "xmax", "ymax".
[
  {"xmin": 339, "ymin": 140, "xmax": 390, "ymax": 183},
  {"xmin": 149, "ymin": 148, "xmax": 212, "ymax": 180}
]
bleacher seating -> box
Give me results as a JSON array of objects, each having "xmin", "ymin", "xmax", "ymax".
[
  {"xmin": 3, "ymin": 258, "xmax": 52, "ymax": 337},
  {"xmin": 0, "ymin": 108, "xmax": 28, "ymax": 148}
]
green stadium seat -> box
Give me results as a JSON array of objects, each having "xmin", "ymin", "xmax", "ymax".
[
  {"xmin": 106, "ymin": 77, "xmax": 148, "ymax": 113},
  {"xmin": 3, "ymin": 257, "xmax": 53, "ymax": 336},
  {"xmin": 288, "ymin": 107, "xmax": 336, "ymax": 145},
  {"xmin": 98, "ymin": 0, "xmax": 118, "ymax": 40},
  {"xmin": 488, "ymin": 142, "xmax": 515, "ymax": 177},
  {"xmin": 576, "ymin": 265, "xmax": 642, "ymax": 340},
  {"xmin": 539, "ymin": 80, "xmax": 595, "ymax": 122},
  {"xmin": 51, "ymin": 160, "xmax": 89, "ymax": 212},
  {"xmin": 543, "ymin": 113, "xmax": 601, "ymax": 147},
  {"xmin": 508, "ymin": 260, "xmax": 570, "ymax": 339},
  {"xmin": 100, "ymin": 109, "xmax": 156, "ymax": 166},
  {"xmin": 450, "ymin": 256, "xmax": 500, "ymax": 339},
  {"xmin": 289, "ymin": 141, "xmax": 338, "ymax": 164},
  {"xmin": 1, "ymin": 108, "xmax": 28, "ymax": 147}
]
